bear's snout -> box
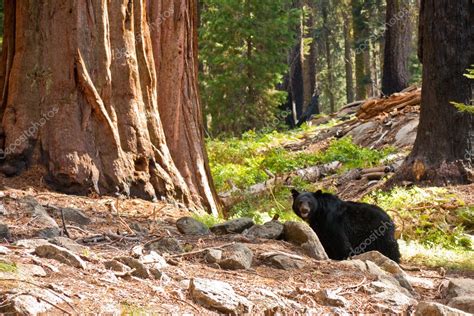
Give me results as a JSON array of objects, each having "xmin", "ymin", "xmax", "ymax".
[{"xmin": 299, "ymin": 203, "xmax": 310, "ymax": 219}]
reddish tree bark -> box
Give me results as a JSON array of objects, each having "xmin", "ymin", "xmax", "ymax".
[
  {"xmin": 0, "ymin": 0, "xmax": 219, "ymax": 214},
  {"xmin": 147, "ymin": 0, "xmax": 219, "ymax": 215}
]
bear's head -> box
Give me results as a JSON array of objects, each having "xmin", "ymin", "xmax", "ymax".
[{"xmin": 291, "ymin": 189, "xmax": 323, "ymax": 221}]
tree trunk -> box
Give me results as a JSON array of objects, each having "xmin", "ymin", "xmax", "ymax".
[
  {"xmin": 352, "ymin": 0, "xmax": 368, "ymax": 100},
  {"xmin": 322, "ymin": 0, "xmax": 336, "ymax": 113},
  {"xmin": 391, "ymin": 0, "xmax": 474, "ymax": 185},
  {"xmin": 148, "ymin": 0, "xmax": 219, "ymax": 215},
  {"xmin": 0, "ymin": 0, "xmax": 218, "ymax": 214},
  {"xmin": 381, "ymin": 0, "xmax": 411, "ymax": 96},
  {"xmin": 343, "ymin": 10, "xmax": 355, "ymax": 104}
]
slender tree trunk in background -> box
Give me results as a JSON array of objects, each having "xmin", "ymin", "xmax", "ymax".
[
  {"xmin": 285, "ymin": 1, "xmax": 305, "ymax": 126},
  {"xmin": 302, "ymin": 0, "xmax": 317, "ymax": 110},
  {"xmin": 391, "ymin": 0, "xmax": 474, "ymax": 185},
  {"xmin": 351, "ymin": 0, "xmax": 368, "ymax": 100},
  {"xmin": 381, "ymin": 0, "xmax": 411, "ymax": 95},
  {"xmin": 0, "ymin": 0, "xmax": 218, "ymax": 214},
  {"xmin": 148, "ymin": 0, "xmax": 219, "ymax": 215},
  {"xmin": 363, "ymin": 48, "xmax": 373, "ymax": 97},
  {"xmin": 322, "ymin": 0, "xmax": 335, "ymax": 113},
  {"xmin": 343, "ymin": 11, "xmax": 354, "ymax": 104}
]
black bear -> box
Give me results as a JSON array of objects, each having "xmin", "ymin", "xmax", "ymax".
[{"xmin": 291, "ymin": 189, "xmax": 401, "ymax": 263}]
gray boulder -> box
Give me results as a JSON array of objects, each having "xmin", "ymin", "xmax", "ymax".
[
  {"xmin": 283, "ymin": 221, "xmax": 328, "ymax": 260},
  {"xmin": 415, "ymin": 301, "xmax": 470, "ymax": 316},
  {"xmin": 245, "ymin": 221, "xmax": 283, "ymax": 239},
  {"xmin": 189, "ymin": 278, "xmax": 252, "ymax": 314},
  {"xmin": 219, "ymin": 243, "xmax": 253, "ymax": 270},
  {"xmin": 210, "ymin": 218, "xmax": 254, "ymax": 235},
  {"xmin": 176, "ymin": 217, "xmax": 210, "ymax": 235},
  {"xmin": 35, "ymin": 244, "xmax": 87, "ymax": 270},
  {"xmin": 145, "ymin": 237, "xmax": 183, "ymax": 255}
]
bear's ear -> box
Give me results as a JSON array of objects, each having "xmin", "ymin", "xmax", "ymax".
[
  {"xmin": 291, "ymin": 189, "xmax": 300, "ymax": 199},
  {"xmin": 314, "ymin": 189, "xmax": 323, "ymax": 196}
]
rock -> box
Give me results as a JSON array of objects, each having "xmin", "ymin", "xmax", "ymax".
[
  {"xmin": 247, "ymin": 288, "xmax": 303, "ymax": 314},
  {"xmin": 0, "ymin": 287, "xmax": 71, "ymax": 315},
  {"xmin": 56, "ymin": 207, "xmax": 91, "ymax": 226},
  {"xmin": 448, "ymin": 296, "xmax": 474, "ymax": 314},
  {"xmin": 219, "ymin": 243, "xmax": 253, "ymax": 270},
  {"xmin": 35, "ymin": 244, "xmax": 87, "ymax": 270},
  {"xmin": 347, "ymin": 121, "xmax": 378, "ymax": 145},
  {"xmin": 15, "ymin": 239, "xmax": 51, "ymax": 249},
  {"xmin": 18, "ymin": 264, "xmax": 47, "ymax": 277},
  {"xmin": 36, "ymin": 227, "xmax": 61, "ymax": 239},
  {"xmin": 149, "ymin": 268, "xmax": 170, "ymax": 282},
  {"xmin": 189, "ymin": 278, "xmax": 252, "ymax": 314},
  {"xmin": 145, "ymin": 237, "xmax": 183, "ymax": 255},
  {"xmin": 49, "ymin": 236, "xmax": 88, "ymax": 255},
  {"xmin": 176, "ymin": 217, "xmax": 210, "ymax": 235},
  {"xmin": 0, "ymin": 245, "xmax": 10, "ymax": 254},
  {"xmin": 368, "ymin": 282, "xmax": 416, "ymax": 310},
  {"xmin": 0, "ymin": 202, "xmax": 7, "ymax": 215},
  {"xmin": 104, "ymin": 260, "xmax": 131, "ymax": 272},
  {"xmin": 115, "ymin": 257, "xmax": 150, "ymax": 279},
  {"xmin": 140, "ymin": 251, "xmax": 168, "ymax": 270},
  {"xmin": 20, "ymin": 196, "xmax": 59, "ymax": 229},
  {"xmin": 394, "ymin": 119, "xmax": 418, "ymax": 148},
  {"xmin": 204, "ymin": 249, "xmax": 223, "ymax": 264},
  {"xmin": 365, "ymin": 261, "xmax": 412, "ymax": 297},
  {"xmin": 353, "ymin": 251, "xmax": 414, "ymax": 294},
  {"xmin": 444, "ymin": 278, "xmax": 474, "ymax": 300},
  {"xmin": 415, "ymin": 301, "xmax": 470, "ymax": 316},
  {"xmin": 315, "ymin": 289, "xmax": 349, "ymax": 308},
  {"xmin": 244, "ymin": 221, "xmax": 283, "ymax": 239},
  {"xmin": 264, "ymin": 254, "xmax": 305, "ymax": 270},
  {"xmin": 283, "ymin": 221, "xmax": 328, "ymax": 260},
  {"xmin": 0, "ymin": 224, "xmax": 11, "ymax": 240},
  {"xmin": 210, "ymin": 218, "xmax": 254, "ymax": 235}
]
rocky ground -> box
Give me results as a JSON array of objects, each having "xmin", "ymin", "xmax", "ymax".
[
  {"xmin": 0, "ymin": 186, "xmax": 473, "ymax": 315},
  {"xmin": 0, "ymin": 89, "xmax": 473, "ymax": 315}
]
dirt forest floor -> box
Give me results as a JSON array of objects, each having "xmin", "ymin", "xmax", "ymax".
[{"xmin": 0, "ymin": 169, "xmax": 472, "ymax": 315}]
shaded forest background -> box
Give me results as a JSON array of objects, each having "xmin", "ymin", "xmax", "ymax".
[{"xmin": 198, "ymin": 0, "xmax": 422, "ymax": 137}]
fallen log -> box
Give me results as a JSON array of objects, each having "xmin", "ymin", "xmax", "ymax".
[
  {"xmin": 357, "ymin": 88, "xmax": 421, "ymax": 120},
  {"xmin": 219, "ymin": 161, "xmax": 342, "ymax": 208}
]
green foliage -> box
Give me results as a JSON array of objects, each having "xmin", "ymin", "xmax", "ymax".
[
  {"xmin": 400, "ymin": 240, "xmax": 474, "ymax": 271},
  {"xmin": 192, "ymin": 212, "xmax": 224, "ymax": 228},
  {"xmin": 208, "ymin": 124, "xmax": 393, "ymax": 192},
  {"xmin": 0, "ymin": 261, "xmax": 17, "ymax": 273},
  {"xmin": 199, "ymin": 0, "xmax": 298, "ymax": 136},
  {"xmin": 363, "ymin": 187, "xmax": 473, "ymax": 251},
  {"xmin": 230, "ymin": 184, "xmax": 310, "ymax": 224},
  {"xmin": 451, "ymin": 66, "xmax": 474, "ymax": 114}
]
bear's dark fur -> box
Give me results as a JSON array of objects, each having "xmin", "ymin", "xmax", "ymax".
[{"xmin": 291, "ymin": 189, "xmax": 401, "ymax": 263}]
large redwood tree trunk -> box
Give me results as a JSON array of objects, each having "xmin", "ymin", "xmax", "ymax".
[
  {"xmin": 391, "ymin": 0, "xmax": 473, "ymax": 185},
  {"xmin": 147, "ymin": 0, "xmax": 219, "ymax": 215},
  {"xmin": 0, "ymin": 0, "xmax": 219, "ymax": 214}
]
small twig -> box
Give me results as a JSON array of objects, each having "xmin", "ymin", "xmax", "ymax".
[
  {"xmin": 66, "ymin": 225, "xmax": 89, "ymax": 234},
  {"xmin": 168, "ymin": 242, "xmax": 235, "ymax": 258},
  {"xmin": 60, "ymin": 208, "xmax": 70, "ymax": 238}
]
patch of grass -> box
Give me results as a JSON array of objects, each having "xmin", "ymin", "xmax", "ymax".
[
  {"xmin": 0, "ymin": 261, "xmax": 17, "ymax": 273},
  {"xmin": 208, "ymin": 131, "xmax": 393, "ymax": 192},
  {"xmin": 192, "ymin": 212, "xmax": 224, "ymax": 228},
  {"xmin": 363, "ymin": 186, "xmax": 472, "ymax": 251},
  {"xmin": 400, "ymin": 240, "xmax": 474, "ymax": 271}
]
